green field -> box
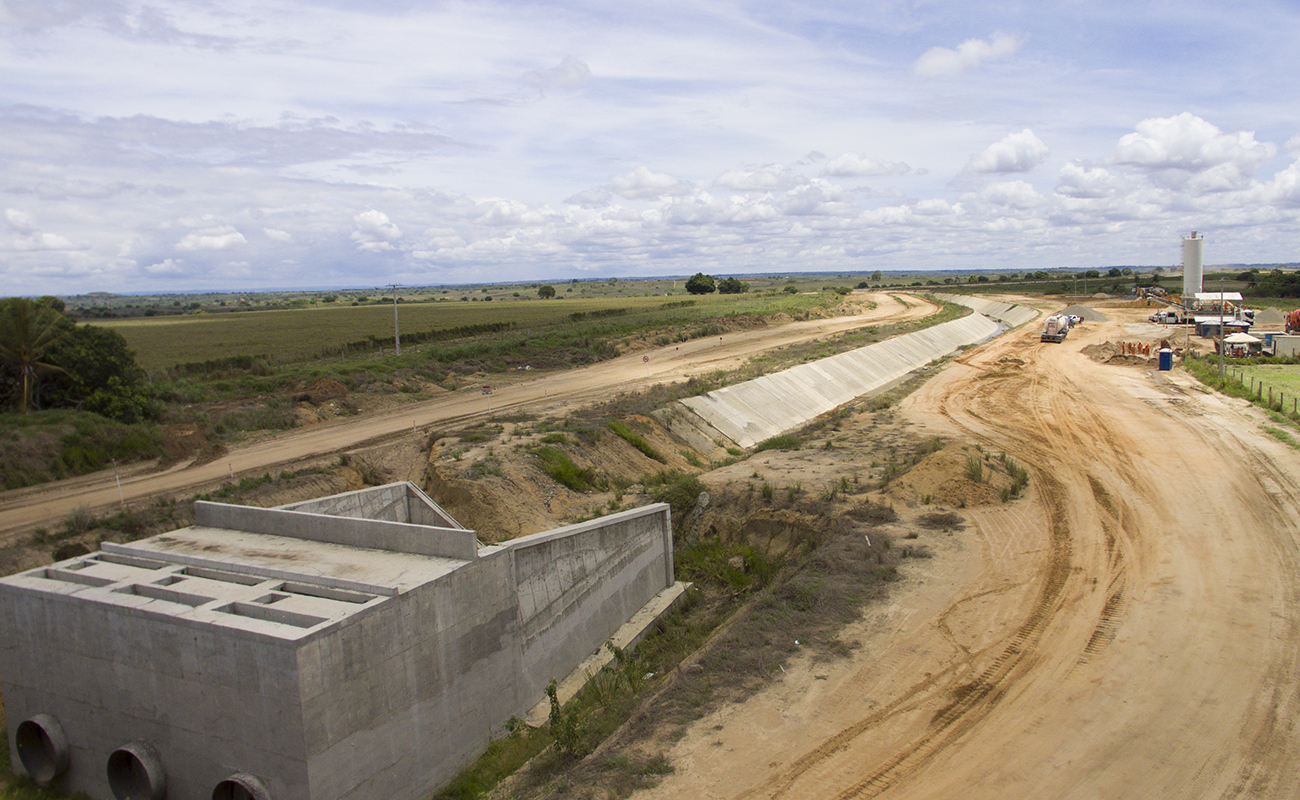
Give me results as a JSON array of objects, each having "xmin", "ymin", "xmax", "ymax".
[
  {"xmin": 1239, "ymin": 364, "xmax": 1300, "ymax": 397},
  {"xmin": 96, "ymin": 291, "xmax": 845, "ymax": 372}
]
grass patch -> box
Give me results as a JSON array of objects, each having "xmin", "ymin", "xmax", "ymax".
[
  {"xmin": 754, "ymin": 434, "xmax": 801, "ymax": 452},
  {"xmin": 0, "ymin": 409, "xmax": 163, "ymax": 490},
  {"xmin": 607, "ymin": 421, "xmax": 666, "ymax": 463},
  {"xmin": 532, "ymin": 446, "xmax": 599, "ymax": 492}
]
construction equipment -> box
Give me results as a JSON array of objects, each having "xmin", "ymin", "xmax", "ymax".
[
  {"xmin": 1041, "ymin": 314, "xmax": 1070, "ymax": 343},
  {"xmin": 1286, "ymin": 309, "xmax": 1300, "ymax": 334}
]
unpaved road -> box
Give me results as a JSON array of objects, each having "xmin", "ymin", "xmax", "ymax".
[
  {"xmin": 641, "ymin": 304, "xmax": 1300, "ymax": 799},
  {"xmin": 0, "ymin": 292, "xmax": 935, "ymax": 540}
]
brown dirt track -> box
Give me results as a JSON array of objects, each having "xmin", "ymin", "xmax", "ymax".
[
  {"xmin": 0, "ymin": 292, "xmax": 935, "ymax": 542},
  {"xmin": 639, "ymin": 304, "xmax": 1300, "ymax": 799}
]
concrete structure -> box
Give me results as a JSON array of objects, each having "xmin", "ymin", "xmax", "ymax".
[
  {"xmin": 1183, "ymin": 231, "xmax": 1204, "ymax": 297},
  {"xmin": 932, "ymin": 293, "xmax": 1041, "ymax": 328},
  {"xmin": 681, "ymin": 311, "xmax": 1002, "ymax": 448},
  {"xmin": 0, "ymin": 482, "xmax": 679, "ymax": 800}
]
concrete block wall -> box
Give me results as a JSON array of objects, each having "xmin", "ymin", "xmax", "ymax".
[
  {"xmin": 195, "ymin": 501, "xmax": 478, "ymax": 561},
  {"xmin": 0, "ymin": 586, "xmax": 306, "ymax": 800}
]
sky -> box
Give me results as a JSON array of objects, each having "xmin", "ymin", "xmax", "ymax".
[{"xmin": 3, "ymin": 0, "xmax": 1300, "ymax": 295}]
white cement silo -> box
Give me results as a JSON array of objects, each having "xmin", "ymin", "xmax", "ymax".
[{"xmin": 1182, "ymin": 231, "xmax": 1204, "ymax": 297}]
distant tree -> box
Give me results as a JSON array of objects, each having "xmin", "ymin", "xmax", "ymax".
[
  {"xmin": 1084, "ymin": 270, "xmax": 1101, "ymax": 279},
  {"xmin": 537, "ymin": 284, "xmax": 557, "ymax": 299},
  {"xmin": 855, "ymin": 281, "xmax": 869, "ymax": 289},
  {"xmin": 1107, "ymin": 268, "xmax": 1123, "ymax": 277},
  {"xmin": 0, "ymin": 298, "xmax": 69, "ymax": 413},
  {"xmin": 870, "ymin": 270, "xmax": 883, "ymax": 282},
  {"xmin": 685, "ymin": 273, "xmax": 716, "ymax": 295},
  {"xmin": 783, "ymin": 285, "xmax": 798, "ymax": 294},
  {"xmin": 717, "ymin": 277, "xmax": 749, "ymax": 294}
]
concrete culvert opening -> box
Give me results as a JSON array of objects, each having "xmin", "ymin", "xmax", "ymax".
[
  {"xmin": 15, "ymin": 714, "xmax": 70, "ymax": 785},
  {"xmin": 107, "ymin": 741, "xmax": 166, "ymax": 800},
  {"xmin": 213, "ymin": 772, "xmax": 272, "ymax": 800}
]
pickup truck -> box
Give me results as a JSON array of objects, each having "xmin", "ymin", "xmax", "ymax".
[{"xmin": 1148, "ymin": 310, "xmax": 1182, "ymax": 324}]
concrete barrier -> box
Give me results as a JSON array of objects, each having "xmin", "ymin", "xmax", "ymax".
[{"xmin": 680, "ymin": 312, "xmax": 1001, "ymax": 448}]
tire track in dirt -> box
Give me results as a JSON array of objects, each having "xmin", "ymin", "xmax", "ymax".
[{"xmin": 731, "ymin": 335, "xmax": 1085, "ymax": 800}]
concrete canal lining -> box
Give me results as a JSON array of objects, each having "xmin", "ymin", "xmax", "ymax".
[{"xmin": 680, "ymin": 311, "xmax": 1002, "ymax": 448}]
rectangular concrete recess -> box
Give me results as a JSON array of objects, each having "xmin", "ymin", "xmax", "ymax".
[{"xmin": 0, "ymin": 482, "xmax": 680, "ymax": 800}]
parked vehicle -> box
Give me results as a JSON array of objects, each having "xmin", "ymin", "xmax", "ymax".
[{"xmin": 1149, "ymin": 310, "xmax": 1182, "ymax": 324}]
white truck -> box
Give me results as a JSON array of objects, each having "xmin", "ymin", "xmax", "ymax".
[
  {"xmin": 1148, "ymin": 309, "xmax": 1184, "ymax": 324},
  {"xmin": 1041, "ymin": 314, "xmax": 1070, "ymax": 343}
]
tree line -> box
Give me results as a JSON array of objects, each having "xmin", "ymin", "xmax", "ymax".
[{"xmin": 0, "ymin": 297, "xmax": 158, "ymax": 423}]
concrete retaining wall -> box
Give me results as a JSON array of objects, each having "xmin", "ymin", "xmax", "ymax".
[
  {"xmin": 282, "ymin": 483, "xmax": 462, "ymax": 530},
  {"xmin": 506, "ymin": 506, "xmax": 675, "ymax": 703},
  {"xmin": 298, "ymin": 503, "xmax": 674, "ymax": 800},
  {"xmin": 931, "ymin": 293, "xmax": 1040, "ymax": 327},
  {"xmin": 195, "ymin": 502, "xmax": 478, "ymax": 561},
  {"xmin": 681, "ymin": 312, "xmax": 1001, "ymax": 447}
]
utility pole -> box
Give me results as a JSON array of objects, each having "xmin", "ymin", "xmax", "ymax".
[
  {"xmin": 386, "ymin": 284, "xmax": 402, "ymax": 357},
  {"xmin": 1218, "ymin": 275, "xmax": 1225, "ymax": 380}
]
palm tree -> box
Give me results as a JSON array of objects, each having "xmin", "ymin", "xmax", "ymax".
[{"xmin": 0, "ymin": 298, "xmax": 68, "ymax": 413}]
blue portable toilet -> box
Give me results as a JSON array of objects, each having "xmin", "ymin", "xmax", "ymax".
[{"xmin": 1158, "ymin": 348, "xmax": 1173, "ymax": 371}]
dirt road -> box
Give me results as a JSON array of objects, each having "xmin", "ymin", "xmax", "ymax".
[
  {"xmin": 0, "ymin": 292, "xmax": 935, "ymax": 539},
  {"xmin": 642, "ymin": 305, "xmax": 1300, "ymax": 798}
]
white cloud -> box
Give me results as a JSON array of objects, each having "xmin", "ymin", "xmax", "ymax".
[
  {"xmin": 350, "ymin": 210, "xmax": 401, "ymax": 252},
  {"xmin": 607, "ymin": 167, "xmax": 690, "ymax": 200},
  {"xmin": 477, "ymin": 199, "xmax": 552, "ymax": 227},
  {"xmin": 914, "ymin": 32, "xmax": 1020, "ymax": 79},
  {"xmin": 1055, "ymin": 162, "xmax": 1127, "ymax": 199},
  {"xmin": 966, "ymin": 129, "xmax": 1050, "ymax": 174},
  {"xmin": 2, "ymin": 208, "xmax": 79, "ymax": 251},
  {"xmin": 263, "ymin": 228, "xmax": 294, "ymax": 243},
  {"xmin": 564, "ymin": 189, "xmax": 612, "ymax": 207},
  {"xmin": 819, "ymin": 154, "xmax": 911, "ymax": 178},
  {"xmin": 523, "ymin": 56, "xmax": 591, "ymax": 92},
  {"xmin": 1287, "ymin": 134, "xmax": 1300, "ymax": 155},
  {"xmin": 144, "ymin": 258, "xmax": 185, "ymax": 274},
  {"xmin": 714, "ymin": 165, "xmax": 808, "ymax": 192},
  {"xmin": 978, "ymin": 180, "xmax": 1043, "ymax": 210},
  {"xmin": 1111, "ymin": 113, "xmax": 1276, "ymax": 190},
  {"xmin": 176, "ymin": 226, "xmax": 246, "ymax": 251}
]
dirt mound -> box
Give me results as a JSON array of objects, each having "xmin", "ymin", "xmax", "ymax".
[
  {"xmin": 1081, "ymin": 341, "xmax": 1159, "ymax": 367},
  {"xmin": 300, "ymin": 378, "xmax": 348, "ymax": 401},
  {"xmin": 1059, "ymin": 304, "xmax": 1109, "ymax": 321},
  {"xmin": 884, "ymin": 443, "xmax": 1021, "ymax": 508}
]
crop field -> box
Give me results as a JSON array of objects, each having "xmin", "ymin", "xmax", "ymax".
[{"xmin": 97, "ymin": 290, "xmax": 845, "ymax": 372}]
